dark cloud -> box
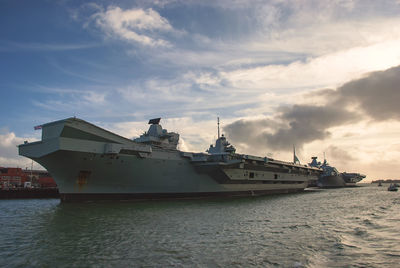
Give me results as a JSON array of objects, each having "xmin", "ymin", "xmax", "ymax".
[
  {"xmin": 224, "ymin": 65, "xmax": 400, "ymax": 152},
  {"xmin": 266, "ymin": 105, "xmax": 359, "ymax": 150},
  {"xmin": 224, "ymin": 104, "xmax": 359, "ymax": 151},
  {"xmin": 279, "ymin": 104, "xmax": 357, "ymax": 129},
  {"xmin": 335, "ymin": 65, "xmax": 400, "ymax": 120},
  {"xmin": 223, "ymin": 118, "xmax": 283, "ymax": 148}
]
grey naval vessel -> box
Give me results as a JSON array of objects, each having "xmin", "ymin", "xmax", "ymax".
[
  {"xmin": 341, "ymin": 172, "xmax": 366, "ymax": 187},
  {"xmin": 19, "ymin": 117, "xmax": 322, "ymax": 201},
  {"xmin": 309, "ymin": 157, "xmax": 365, "ymax": 188}
]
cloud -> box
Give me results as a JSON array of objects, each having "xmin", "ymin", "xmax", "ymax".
[
  {"xmin": 224, "ymin": 64, "xmax": 400, "ymax": 152},
  {"xmin": 332, "ymin": 65, "xmax": 400, "ymax": 120},
  {"xmin": 29, "ymin": 85, "xmax": 108, "ymax": 115},
  {"xmin": 114, "ymin": 73, "xmax": 260, "ymax": 116},
  {"xmin": 0, "ymin": 130, "xmax": 37, "ymax": 168},
  {"xmin": 82, "ymin": 91, "xmax": 106, "ymax": 104},
  {"xmin": 91, "ymin": 6, "xmax": 174, "ymax": 47},
  {"xmin": 325, "ymin": 145, "xmax": 357, "ymax": 163},
  {"xmin": 219, "ymin": 39, "xmax": 400, "ymax": 91},
  {"xmin": 270, "ymin": 105, "xmax": 359, "ymax": 147},
  {"xmin": 224, "ymin": 105, "xmax": 359, "ymax": 152},
  {"xmin": 0, "ymin": 41, "xmax": 97, "ymax": 52}
]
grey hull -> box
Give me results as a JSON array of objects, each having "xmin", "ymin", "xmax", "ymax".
[
  {"xmin": 317, "ymin": 175, "xmax": 345, "ymax": 188},
  {"xmin": 59, "ymin": 189, "xmax": 305, "ymax": 202},
  {"xmin": 35, "ymin": 150, "xmax": 309, "ymax": 201}
]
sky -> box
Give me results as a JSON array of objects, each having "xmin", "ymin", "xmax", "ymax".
[{"xmin": 1, "ymin": 0, "xmax": 400, "ymax": 181}]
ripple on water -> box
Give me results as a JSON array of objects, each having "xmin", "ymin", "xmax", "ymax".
[
  {"xmin": 1, "ymin": 185, "xmax": 400, "ymax": 267},
  {"xmin": 353, "ymin": 227, "xmax": 368, "ymax": 237},
  {"xmin": 392, "ymin": 197, "xmax": 400, "ymax": 205},
  {"xmin": 362, "ymin": 218, "xmax": 374, "ymax": 226}
]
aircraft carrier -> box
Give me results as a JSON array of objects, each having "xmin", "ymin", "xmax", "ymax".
[
  {"xmin": 19, "ymin": 117, "xmax": 322, "ymax": 201},
  {"xmin": 309, "ymin": 157, "xmax": 365, "ymax": 188}
]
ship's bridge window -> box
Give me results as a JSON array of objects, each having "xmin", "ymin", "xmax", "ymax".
[
  {"xmin": 274, "ymin": 174, "xmax": 278, "ymax": 179},
  {"xmin": 249, "ymin": 172, "xmax": 254, "ymax": 178}
]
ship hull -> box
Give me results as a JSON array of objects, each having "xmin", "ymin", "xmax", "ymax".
[
  {"xmin": 317, "ymin": 175, "xmax": 345, "ymax": 188},
  {"xmin": 59, "ymin": 189, "xmax": 304, "ymax": 202},
  {"xmin": 344, "ymin": 182, "xmax": 358, "ymax": 187},
  {"xmin": 33, "ymin": 150, "xmax": 309, "ymax": 202}
]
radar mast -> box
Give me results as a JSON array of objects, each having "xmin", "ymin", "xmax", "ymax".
[{"xmin": 217, "ymin": 117, "xmax": 220, "ymax": 139}]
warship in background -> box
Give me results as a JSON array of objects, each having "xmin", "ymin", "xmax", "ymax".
[
  {"xmin": 309, "ymin": 156, "xmax": 365, "ymax": 188},
  {"xmin": 342, "ymin": 172, "xmax": 366, "ymax": 187},
  {"xmin": 18, "ymin": 117, "xmax": 322, "ymax": 202}
]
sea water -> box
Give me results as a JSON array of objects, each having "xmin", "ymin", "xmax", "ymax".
[{"xmin": 0, "ymin": 184, "xmax": 399, "ymax": 267}]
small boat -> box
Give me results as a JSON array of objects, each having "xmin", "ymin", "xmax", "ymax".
[{"xmin": 388, "ymin": 184, "xmax": 398, "ymax": 191}]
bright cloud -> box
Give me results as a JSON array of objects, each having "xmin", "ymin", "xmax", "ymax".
[
  {"xmin": 0, "ymin": 130, "xmax": 38, "ymax": 168},
  {"xmin": 92, "ymin": 6, "xmax": 174, "ymax": 47},
  {"xmin": 217, "ymin": 39, "xmax": 400, "ymax": 92}
]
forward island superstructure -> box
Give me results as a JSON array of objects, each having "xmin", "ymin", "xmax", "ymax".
[{"xmin": 19, "ymin": 117, "xmax": 322, "ymax": 201}]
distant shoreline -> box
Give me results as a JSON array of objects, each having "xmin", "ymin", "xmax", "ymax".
[{"xmin": 370, "ymin": 180, "xmax": 400, "ymax": 183}]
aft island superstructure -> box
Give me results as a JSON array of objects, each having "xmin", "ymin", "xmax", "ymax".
[{"xmin": 19, "ymin": 117, "xmax": 322, "ymax": 201}]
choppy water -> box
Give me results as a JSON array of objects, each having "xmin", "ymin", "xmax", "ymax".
[{"xmin": 1, "ymin": 184, "xmax": 399, "ymax": 267}]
